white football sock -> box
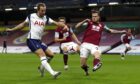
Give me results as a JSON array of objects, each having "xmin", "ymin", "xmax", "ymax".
[
  {"xmin": 40, "ymin": 56, "xmax": 55, "ymax": 75},
  {"xmin": 40, "ymin": 64, "xmax": 44, "ymax": 70}
]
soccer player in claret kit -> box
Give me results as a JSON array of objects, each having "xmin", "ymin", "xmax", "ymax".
[
  {"xmin": 54, "ymin": 17, "xmax": 81, "ymax": 70},
  {"xmin": 120, "ymin": 29, "xmax": 134, "ymax": 60},
  {"xmin": 75, "ymin": 10, "xmax": 126, "ymax": 75},
  {"xmin": 6, "ymin": 3, "xmax": 69, "ymax": 79}
]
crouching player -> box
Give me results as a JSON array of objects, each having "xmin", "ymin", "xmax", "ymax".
[{"xmin": 54, "ymin": 17, "xmax": 81, "ymax": 70}]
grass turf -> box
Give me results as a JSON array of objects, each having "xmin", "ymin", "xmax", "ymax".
[{"xmin": 0, "ymin": 53, "xmax": 140, "ymax": 84}]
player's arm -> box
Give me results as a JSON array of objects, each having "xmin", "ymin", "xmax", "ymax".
[
  {"xmin": 6, "ymin": 21, "xmax": 27, "ymax": 31},
  {"xmin": 48, "ymin": 18, "xmax": 68, "ymax": 30},
  {"xmin": 75, "ymin": 19, "xmax": 90, "ymax": 29},
  {"xmin": 104, "ymin": 25, "xmax": 126, "ymax": 34},
  {"xmin": 53, "ymin": 21, "xmax": 67, "ymax": 28},
  {"xmin": 71, "ymin": 33, "xmax": 81, "ymax": 45},
  {"xmin": 120, "ymin": 34, "xmax": 125, "ymax": 42},
  {"xmin": 6, "ymin": 16, "xmax": 29, "ymax": 32},
  {"xmin": 54, "ymin": 32, "xmax": 66, "ymax": 42},
  {"xmin": 70, "ymin": 28, "xmax": 81, "ymax": 45}
]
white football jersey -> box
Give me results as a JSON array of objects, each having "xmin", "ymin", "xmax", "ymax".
[{"xmin": 25, "ymin": 13, "xmax": 54, "ymax": 40}]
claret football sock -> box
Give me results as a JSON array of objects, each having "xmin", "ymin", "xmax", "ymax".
[{"xmin": 93, "ymin": 58, "xmax": 100, "ymax": 66}]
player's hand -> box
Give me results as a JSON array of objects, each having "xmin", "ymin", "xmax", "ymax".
[
  {"xmin": 6, "ymin": 28, "xmax": 13, "ymax": 32},
  {"xmin": 63, "ymin": 25, "xmax": 69, "ymax": 31},
  {"xmin": 62, "ymin": 37, "xmax": 66, "ymax": 41},
  {"xmin": 84, "ymin": 19, "xmax": 90, "ymax": 22}
]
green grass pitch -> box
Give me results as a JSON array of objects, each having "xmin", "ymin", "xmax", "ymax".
[{"xmin": 0, "ymin": 53, "xmax": 140, "ymax": 84}]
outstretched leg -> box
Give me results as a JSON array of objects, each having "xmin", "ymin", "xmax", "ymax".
[{"xmin": 92, "ymin": 51, "xmax": 102, "ymax": 72}]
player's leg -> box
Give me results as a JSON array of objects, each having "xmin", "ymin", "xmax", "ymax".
[
  {"xmin": 2, "ymin": 48, "xmax": 4, "ymax": 53},
  {"xmin": 61, "ymin": 46, "xmax": 69, "ymax": 70},
  {"xmin": 121, "ymin": 43, "xmax": 131, "ymax": 60},
  {"xmin": 76, "ymin": 45, "xmax": 80, "ymax": 53},
  {"xmin": 5, "ymin": 47, "xmax": 7, "ymax": 53},
  {"xmin": 92, "ymin": 51, "xmax": 102, "ymax": 71},
  {"xmin": 62, "ymin": 42, "xmax": 79, "ymax": 70},
  {"xmin": 80, "ymin": 45, "xmax": 89, "ymax": 76},
  {"xmin": 39, "ymin": 42, "xmax": 61, "ymax": 78},
  {"xmin": 45, "ymin": 48, "xmax": 54, "ymax": 63},
  {"xmin": 90, "ymin": 45, "xmax": 102, "ymax": 72},
  {"xmin": 4, "ymin": 47, "xmax": 7, "ymax": 53},
  {"xmin": 35, "ymin": 49, "xmax": 61, "ymax": 78},
  {"xmin": 27, "ymin": 39, "xmax": 61, "ymax": 78},
  {"xmin": 38, "ymin": 43, "xmax": 54, "ymax": 76},
  {"xmin": 80, "ymin": 57, "xmax": 89, "ymax": 76},
  {"xmin": 38, "ymin": 48, "xmax": 55, "ymax": 76}
]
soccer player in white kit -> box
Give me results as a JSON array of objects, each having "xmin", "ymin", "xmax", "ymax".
[{"xmin": 6, "ymin": 3, "xmax": 68, "ymax": 79}]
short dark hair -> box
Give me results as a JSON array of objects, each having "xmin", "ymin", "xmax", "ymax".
[
  {"xmin": 36, "ymin": 3, "xmax": 46, "ymax": 11},
  {"xmin": 58, "ymin": 17, "xmax": 66, "ymax": 21},
  {"xmin": 91, "ymin": 9, "xmax": 100, "ymax": 15}
]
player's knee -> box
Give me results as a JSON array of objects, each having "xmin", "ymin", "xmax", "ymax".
[
  {"xmin": 93, "ymin": 51, "xmax": 101, "ymax": 58},
  {"xmin": 47, "ymin": 51, "xmax": 54, "ymax": 57},
  {"xmin": 45, "ymin": 49, "xmax": 54, "ymax": 57},
  {"xmin": 35, "ymin": 49, "xmax": 46, "ymax": 57},
  {"xmin": 76, "ymin": 46, "xmax": 80, "ymax": 52},
  {"xmin": 62, "ymin": 47, "xmax": 68, "ymax": 53}
]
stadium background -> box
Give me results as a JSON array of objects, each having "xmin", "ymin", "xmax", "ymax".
[
  {"xmin": 0, "ymin": 0, "xmax": 140, "ymax": 54},
  {"xmin": 0, "ymin": 0, "xmax": 140, "ymax": 84}
]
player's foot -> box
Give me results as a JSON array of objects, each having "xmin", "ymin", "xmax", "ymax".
[
  {"xmin": 85, "ymin": 71, "xmax": 89, "ymax": 76},
  {"xmin": 93, "ymin": 62, "xmax": 102, "ymax": 72},
  {"xmin": 53, "ymin": 71, "xmax": 61, "ymax": 79},
  {"xmin": 121, "ymin": 57, "xmax": 125, "ymax": 60},
  {"xmin": 38, "ymin": 66, "xmax": 45, "ymax": 77},
  {"xmin": 81, "ymin": 65, "xmax": 89, "ymax": 76},
  {"xmin": 64, "ymin": 65, "xmax": 69, "ymax": 70},
  {"xmin": 121, "ymin": 53, "xmax": 125, "ymax": 60}
]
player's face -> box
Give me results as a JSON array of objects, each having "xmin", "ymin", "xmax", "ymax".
[
  {"xmin": 38, "ymin": 6, "xmax": 46, "ymax": 17},
  {"xmin": 127, "ymin": 29, "xmax": 132, "ymax": 34},
  {"xmin": 59, "ymin": 19, "xmax": 66, "ymax": 24},
  {"xmin": 91, "ymin": 13, "xmax": 100, "ymax": 23}
]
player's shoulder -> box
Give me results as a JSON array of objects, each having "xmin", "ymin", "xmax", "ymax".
[
  {"xmin": 30, "ymin": 13, "xmax": 36, "ymax": 17},
  {"xmin": 29, "ymin": 13, "xmax": 47, "ymax": 18},
  {"xmin": 99, "ymin": 22, "xmax": 105, "ymax": 26},
  {"xmin": 27, "ymin": 13, "xmax": 37, "ymax": 19}
]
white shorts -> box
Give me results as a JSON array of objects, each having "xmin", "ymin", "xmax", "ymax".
[
  {"xmin": 61, "ymin": 42, "xmax": 78, "ymax": 54},
  {"xmin": 80, "ymin": 42, "xmax": 101, "ymax": 58},
  {"xmin": 124, "ymin": 43, "xmax": 131, "ymax": 48}
]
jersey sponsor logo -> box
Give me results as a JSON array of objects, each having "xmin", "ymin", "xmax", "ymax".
[
  {"xmin": 63, "ymin": 32, "xmax": 69, "ymax": 37},
  {"xmin": 92, "ymin": 25, "xmax": 100, "ymax": 32},
  {"xmin": 34, "ymin": 21, "xmax": 45, "ymax": 26}
]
